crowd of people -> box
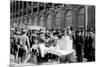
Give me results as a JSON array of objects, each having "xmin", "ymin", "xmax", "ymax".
[{"xmin": 10, "ymin": 26, "xmax": 95, "ymax": 64}]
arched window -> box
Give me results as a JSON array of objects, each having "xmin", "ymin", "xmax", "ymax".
[
  {"xmin": 12, "ymin": 19, "xmax": 17, "ymax": 27},
  {"xmin": 34, "ymin": 17, "xmax": 37, "ymax": 26},
  {"xmin": 10, "ymin": 19, "xmax": 13, "ymax": 27},
  {"xmin": 28, "ymin": 18, "xmax": 32, "ymax": 25},
  {"xmin": 78, "ymin": 7, "xmax": 85, "ymax": 27},
  {"xmin": 17, "ymin": 18, "xmax": 21, "ymax": 26},
  {"xmin": 47, "ymin": 15, "xmax": 51, "ymax": 29},
  {"xmin": 30, "ymin": 17, "xmax": 34, "ymax": 25},
  {"xmin": 39, "ymin": 16, "xmax": 44, "ymax": 27},
  {"xmin": 18, "ymin": 18, "xmax": 25, "ymax": 29},
  {"xmin": 24, "ymin": 18, "xmax": 27, "ymax": 25},
  {"xmin": 55, "ymin": 12, "xmax": 61, "ymax": 28},
  {"xmin": 20, "ymin": 19, "xmax": 23, "ymax": 26},
  {"xmin": 66, "ymin": 10, "xmax": 73, "ymax": 27}
]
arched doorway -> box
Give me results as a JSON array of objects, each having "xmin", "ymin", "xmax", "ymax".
[
  {"xmin": 12, "ymin": 19, "xmax": 17, "ymax": 28},
  {"xmin": 47, "ymin": 15, "xmax": 51, "ymax": 29},
  {"xmin": 24, "ymin": 17, "xmax": 27, "ymax": 25},
  {"xmin": 34, "ymin": 17, "xmax": 37, "ymax": 26},
  {"xmin": 55, "ymin": 12, "xmax": 61, "ymax": 29},
  {"xmin": 28, "ymin": 18, "xmax": 32, "ymax": 25},
  {"xmin": 31, "ymin": 17, "xmax": 34, "ymax": 25},
  {"xmin": 78, "ymin": 7, "xmax": 85, "ymax": 29},
  {"xmin": 39, "ymin": 16, "xmax": 44, "ymax": 27},
  {"xmin": 17, "ymin": 18, "xmax": 21, "ymax": 26},
  {"xmin": 65, "ymin": 10, "xmax": 73, "ymax": 28}
]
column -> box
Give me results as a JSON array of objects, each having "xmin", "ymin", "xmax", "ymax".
[
  {"xmin": 26, "ymin": 1, "xmax": 28, "ymax": 15},
  {"xmin": 37, "ymin": 3, "xmax": 40, "ymax": 26},
  {"xmin": 51, "ymin": 3, "xmax": 55, "ymax": 29},
  {"xmin": 31, "ymin": 2, "xmax": 33, "ymax": 14},
  {"xmin": 32, "ymin": 2, "xmax": 34, "ymax": 25},
  {"xmin": 11, "ymin": 0, "xmax": 13, "ymax": 19},
  {"xmin": 85, "ymin": 5, "xmax": 88, "ymax": 30},
  {"xmin": 26, "ymin": 1, "xmax": 29, "ymax": 25},
  {"xmin": 52, "ymin": 3, "xmax": 55, "ymax": 9},
  {"xmin": 60, "ymin": 4, "xmax": 66, "ymax": 29},
  {"xmin": 10, "ymin": 0, "xmax": 13, "ymax": 27},
  {"xmin": 15, "ymin": 1, "xmax": 16, "ymax": 18},
  {"xmin": 18, "ymin": 1, "xmax": 20, "ymax": 17},
  {"xmin": 22, "ymin": 1, "xmax": 24, "ymax": 16},
  {"xmin": 37, "ymin": 2, "xmax": 40, "ymax": 13},
  {"xmin": 73, "ymin": 8, "xmax": 79, "ymax": 31},
  {"xmin": 43, "ymin": 3, "xmax": 47, "ymax": 28}
]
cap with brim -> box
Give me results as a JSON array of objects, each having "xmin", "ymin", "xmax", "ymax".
[
  {"xmin": 11, "ymin": 28, "xmax": 15, "ymax": 31},
  {"xmin": 35, "ymin": 40, "xmax": 38, "ymax": 43},
  {"xmin": 23, "ymin": 29, "xmax": 28, "ymax": 32},
  {"xmin": 38, "ymin": 32, "xmax": 43, "ymax": 34},
  {"xmin": 67, "ymin": 26, "xmax": 70, "ymax": 29},
  {"xmin": 16, "ymin": 31, "xmax": 21, "ymax": 35}
]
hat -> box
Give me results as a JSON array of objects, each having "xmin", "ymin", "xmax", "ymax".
[
  {"xmin": 11, "ymin": 28, "xmax": 15, "ymax": 31},
  {"xmin": 16, "ymin": 31, "xmax": 21, "ymax": 35},
  {"xmin": 53, "ymin": 31, "xmax": 59, "ymax": 35},
  {"xmin": 23, "ymin": 29, "xmax": 28, "ymax": 32},
  {"xmin": 67, "ymin": 26, "xmax": 70, "ymax": 29},
  {"xmin": 34, "ymin": 40, "xmax": 38, "ymax": 43}
]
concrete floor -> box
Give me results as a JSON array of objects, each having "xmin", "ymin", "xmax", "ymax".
[{"xmin": 10, "ymin": 54, "xmax": 88, "ymax": 67}]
